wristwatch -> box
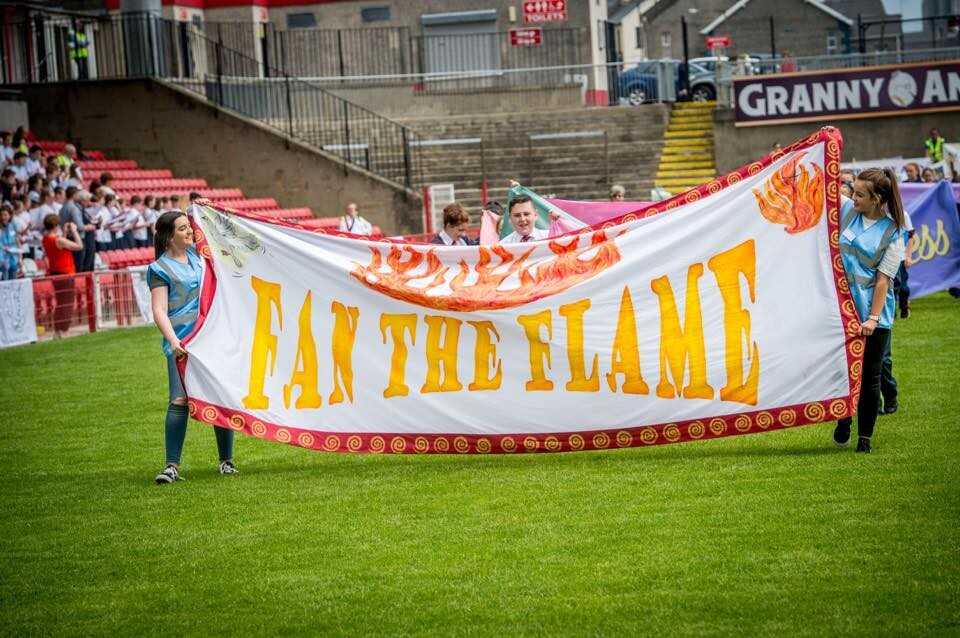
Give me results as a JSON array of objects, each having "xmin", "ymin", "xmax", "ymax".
[{"xmin": 868, "ymin": 314, "xmax": 880, "ymax": 322}]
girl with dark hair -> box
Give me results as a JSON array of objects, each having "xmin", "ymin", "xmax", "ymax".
[
  {"xmin": 42, "ymin": 214, "xmax": 83, "ymax": 338},
  {"xmin": 833, "ymin": 167, "xmax": 907, "ymax": 454},
  {"xmin": 148, "ymin": 210, "xmax": 236, "ymax": 484}
]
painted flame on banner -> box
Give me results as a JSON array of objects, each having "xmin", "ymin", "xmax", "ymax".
[
  {"xmin": 351, "ymin": 231, "xmax": 620, "ymax": 311},
  {"xmin": 752, "ymin": 151, "xmax": 824, "ymax": 234}
]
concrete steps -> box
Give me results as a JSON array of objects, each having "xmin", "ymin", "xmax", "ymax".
[{"xmin": 653, "ymin": 102, "xmax": 717, "ymax": 195}]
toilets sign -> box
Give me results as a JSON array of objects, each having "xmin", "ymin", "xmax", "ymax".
[{"xmin": 734, "ymin": 60, "xmax": 960, "ymax": 126}]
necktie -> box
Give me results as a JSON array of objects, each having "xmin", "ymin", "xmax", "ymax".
[{"xmin": 521, "ymin": 235, "xmax": 531, "ymax": 242}]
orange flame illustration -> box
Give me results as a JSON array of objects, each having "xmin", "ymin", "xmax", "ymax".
[
  {"xmin": 752, "ymin": 151, "xmax": 825, "ymax": 234},
  {"xmin": 351, "ymin": 231, "xmax": 620, "ymax": 311}
]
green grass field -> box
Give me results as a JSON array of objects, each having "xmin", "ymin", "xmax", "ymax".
[{"xmin": 1, "ymin": 293, "xmax": 958, "ymax": 636}]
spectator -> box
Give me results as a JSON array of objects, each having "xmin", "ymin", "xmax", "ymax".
[
  {"xmin": 47, "ymin": 163, "xmax": 64, "ymax": 190},
  {"xmin": 903, "ymin": 162, "xmax": 921, "ymax": 183},
  {"xmin": 609, "ymin": 184, "xmax": 626, "ymax": 201},
  {"xmin": 921, "ymin": 167, "xmax": 938, "ymax": 183},
  {"xmin": 104, "ymin": 193, "xmax": 126, "ymax": 249},
  {"xmin": 0, "ymin": 204, "xmax": 21, "ymax": 280},
  {"xmin": 91, "ymin": 193, "xmax": 112, "ymax": 253},
  {"xmin": 77, "ymin": 190, "xmax": 96, "ymax": 271},
  {"xmin": 144, "ymin": 195, "xmax": 159, "ymax": 241},
  {"xmin": 10, "ymin": 127, "xmax": 28, "ymax": 156},
  {"xmin": 25, "ymin": 145, "xmax": 44, "ymax": 178},
  {"xmin": 338, "ymin": 202, "xmax": 373, "ymax": 235},
  {"xmin": 840, "ymin": 169, "xmax": 856, "ymax": 186},
  {"xmin": 128, "ymin": 195, "xmax": 150, "ymax": 248},
  {"xmin": 0, "ymin": 131, "xmax": 14, "ymax": 168},
  {"xmin": 188, "ymin": 191, "xmax": 201, "ymax": 203},
  {"xmin": 840, "ymin": 182, "xmax": 853, "ymax": 198},
  {"xmin": 99, "ymin": 172, "xmax": 116, "ymax": 197},
  {"xmin": 157, "ymin": 196, "xmax": 169, "ymax": 213},
  {"xmin": 55, "ymin": 143, "xmax": 79, "ymax": 171},
  {"xmin": 780, "ymin": 51, "xmax": 796, "ymax": 73},
  {"xmin": 167, "ymin": 194, "xmax": 182, "ymax": 212},
  {"xmin": 65, "ymin": 163, "xmax": 83, "ymax": 189},
  {"xmin": 51, "ymin": 187, "xmax": 65, "ymax": 213},
  {"xmin": 42, "ymin": 214, "xmax": 83, "ymax": 338},
  {"xmin": 431, "ymin": 202, "xmax": 475, "ymax": 246},
  {"xmin": 59, "ymin": 186, "xmax": 86, "ymax": 269},
  {"xmin": 1, "ymin": 168, "xmax": 18, "ymax": 203},
  {"xmin": 924, "ymin": 128, "xmax": 944, "ymax": 163},
  {"xmin": 10, "ymin": 152, "xmax": 29, "ymax": 183}
]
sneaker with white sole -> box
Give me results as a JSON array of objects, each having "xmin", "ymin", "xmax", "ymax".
[
  {"xmin": 219, "ymin": 460, "xmax": 238, "ymax": 475},
  {"xmin": 833, "ymin": 422, "xmax": 851, "ymax": 448},
  {"xmin": 155, "ymin": 464, "xmax": 182, "ymax": 484}
]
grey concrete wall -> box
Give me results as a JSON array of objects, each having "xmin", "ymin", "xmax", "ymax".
[
  {"xmin": 15, "ymin": 79, "xmax": 421, "ymax": 235},
  {"xmin": 0, "ymin": 100, "xmax": 29, "ymax": 132},
  {"xmin": 713, "ymin": 107, "xmax": 960, "ymax": 173}
]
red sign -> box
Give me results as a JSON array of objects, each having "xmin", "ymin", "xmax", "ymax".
[
  {"xmin": 523, "ymin": 0, "xmax": 566, "ymax": 24},
  {"xmin": 706, "ymin": 36, "xmax": 731, "ymax": 49},
  {"xmin": 510, "ymin": 28, "xmax": 543, "ymax": 47}
]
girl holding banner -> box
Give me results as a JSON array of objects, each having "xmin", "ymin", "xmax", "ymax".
[
  {"xmin": 834, "ymin": 168, "xmax": 908, "ymax": 454},
  {"xmin": 149, "ymin": 210, "xmax": 237, "ymax": 484}
]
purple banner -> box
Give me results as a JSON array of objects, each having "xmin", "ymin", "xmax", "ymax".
[
  {"xmin": 906, "ymin": 180, "xmax": 960, "ymax": 298},
  {"xmin": 734, "ymin": 60, "xmax": 960, "ymax": 126},
  {"xmin": 900, "ymin": 181, "xmax": 960, "ymax": 210}
]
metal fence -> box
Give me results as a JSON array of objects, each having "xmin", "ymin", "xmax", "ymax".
[{"xmin": 1, "ymin": 12, "xmax": 424, "ymax": 191}]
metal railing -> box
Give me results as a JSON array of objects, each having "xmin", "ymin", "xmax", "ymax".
[{"xmin": 1, "ymin": 11, "xmax": 424, "ymax": 191}]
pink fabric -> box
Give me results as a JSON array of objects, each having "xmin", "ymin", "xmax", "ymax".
[
  {"xmin": 545, "ymin": 198, "xmax": 655, "ymax": 225},
  {"xmin": 479, "ymin": 210, "xmax": 501, "ymax": 245},
  {"xmin": 548, "ymin": 216, "xmax": 585, "ymax": 237}
]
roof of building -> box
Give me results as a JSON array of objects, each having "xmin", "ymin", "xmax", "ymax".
[{"xmin": 700, "ymin": 0, "xmax": 853, "ymax": 34}]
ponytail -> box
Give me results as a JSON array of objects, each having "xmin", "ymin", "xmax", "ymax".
[
  {"xmin": 855, "ymin": 167, "xmax": 906, "ymax": 229},
  {"xmin": 883, "ymin": 168, "xmax": 906, "ymax": 230}
]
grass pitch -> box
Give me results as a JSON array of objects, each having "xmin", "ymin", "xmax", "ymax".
[{"xmin": 1, "ymin": 293, "xmax": 958, "ymax": 636}]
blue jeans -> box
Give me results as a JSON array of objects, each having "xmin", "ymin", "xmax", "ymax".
[
  {"xmin": 165, "ymin": 354, "xmax": 234, "ymax": 465},
  {"xmin": 1, "ymin": 264, "xmax": 17, "ymax": 280}
]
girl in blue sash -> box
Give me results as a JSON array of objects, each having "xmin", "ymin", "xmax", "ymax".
[
  {"xmin": 834, "ymin": 168, "xmax": 908, "ymax": 453},
  {"xmin": 148, "ymin": 210, "xmax": 237, "ymax": 483}
]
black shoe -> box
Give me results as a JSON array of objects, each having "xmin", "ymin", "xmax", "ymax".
[
  {"xmin": 855, "ymin": 437, "xmax": 872, "ymax": 453},
  {"xmin": 833, "ymin": 422, "xmax": 851, "ymax": 447},
  {"xmin": 882, "ymin": 398, "xmax": 898, "ymax": 415},
  {"xmin": 900, "ymin": 302, "xmax": 910, "ymax": 319}
]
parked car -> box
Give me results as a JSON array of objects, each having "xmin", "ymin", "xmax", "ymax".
[{"xmin": 617, "ymin": 60, "xmax": 716, "ymax": 105}]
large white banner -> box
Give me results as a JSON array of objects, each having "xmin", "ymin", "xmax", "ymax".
[
  {"xmin": 0, "ymin": 278, "xmax": 38, "ymax": 348},
  {"xmin": 182, "ymin": 128, "xmax": 863, "ymax": 454}
]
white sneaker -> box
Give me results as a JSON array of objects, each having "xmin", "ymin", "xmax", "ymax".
[
  {"xmin": 155, "ymin": 464, "xmax": 182, "ymax": 484},
  {"xmin": 219, "ymin": 460, "xmax": 238, "ymax": 476}
]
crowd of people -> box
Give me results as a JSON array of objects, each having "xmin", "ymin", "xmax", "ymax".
[{"xmin": 0, "ymin": 128, "xmax": 193, "ymax": 281}]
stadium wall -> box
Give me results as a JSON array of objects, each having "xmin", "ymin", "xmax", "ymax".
[
  {"xmin": 15, "ymin": 79, "xmax": 422, "ymax": 235},
  {"xmin": 713, "ymin": 107, "xmax": 960, "ymax": 173}
]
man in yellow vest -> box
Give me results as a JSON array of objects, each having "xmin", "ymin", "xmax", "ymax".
[
  {"xmin": 924, "ymin": 128, "xmax": 944, "ymax": 163},
  {"xmin": 68, "ymin": 26, "xmax": 89, "ymax": 80}
]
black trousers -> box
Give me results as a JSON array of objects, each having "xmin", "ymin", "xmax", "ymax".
[{"xmin": 839, "ymin": 328, "xmax": 890, "ymax": 440}]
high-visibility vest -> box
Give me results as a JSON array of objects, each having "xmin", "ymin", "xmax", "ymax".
[
  {"xmin": 839, "ymin": 198, "xmax": 904, "ymax": 329},
  {"xmin": 68, "ymin": 30, "xmax": 89, "ymax": 60},
  {"xmin": 925, "ymin": 136, "xmax": 943, "ymax": 162}
]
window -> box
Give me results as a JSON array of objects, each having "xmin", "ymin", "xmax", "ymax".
[
  {"xmin": 361, "ymin": 6, "xmax": 391, "ymax": 22},
  {"xmin": 286, "ymin": 12, "xmax": 316, "ymax": 29},
  {"xmin": 826, "ymin": 32, "xmax": 838, "ymax": 54},
  {"xmin": 635, "ymin": 26, "xmax": 644, "ymax": 50},
  {"xmin": 660, "ymin": 31, "xmax": 672, "ymax": 57}
]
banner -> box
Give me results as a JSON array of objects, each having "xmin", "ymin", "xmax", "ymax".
[
  {"xmin": 734, "ymin": 60, "xmax": 960, "ymax": 126},
  {"xmin": 0, "ymin": 278, "xmax": 38, "ymax": 348},
  {"xmin": 905, "ymin": 180, "xmax": 960, "ymax": 298},
  {"xmin": 181, "ymin": 127, "xmax": 862, "ymax": 454}
]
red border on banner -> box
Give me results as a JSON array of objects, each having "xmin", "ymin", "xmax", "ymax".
[{"xmin": 178, "ymin": 126, "xmax": 865, "ymax": 454}]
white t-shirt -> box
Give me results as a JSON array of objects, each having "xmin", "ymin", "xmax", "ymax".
[
  {"xmin": 25, "ymin": 158, "xmax": 43, "ymax": 177},
  {"xmin": 130, "ymin": 208, "xmax": 148, "ymax": 240},
  {"xmin": 11, "ymin": 164, "xmax": 29, "ymax": 183},
  {"xmin": 500, "ymin": 227, "xmax": 549, "ymax": 243},
  {"xmin": 94, "ymin": 206, "xmax": 113, "ymax": 243},
  {"xmin": 338, "ymin": 215, "xmax": 373, "ymax": 235},
  {"xmin": 860, "ymin": 215, "xmax": 905, "ymax": 280}
]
